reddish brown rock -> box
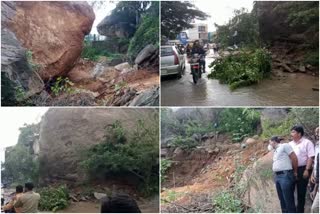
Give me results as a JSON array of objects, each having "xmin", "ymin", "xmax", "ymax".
[{"xmin": 4, "ymin": 1, "xmax": 95, "ymax": 80}]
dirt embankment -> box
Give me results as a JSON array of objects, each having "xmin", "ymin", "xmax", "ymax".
[{"xmin": 161, "ymin": 137, "xmax": 268, "ymax": 212}]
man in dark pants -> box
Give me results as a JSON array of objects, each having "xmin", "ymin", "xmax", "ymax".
[
  {"xmin": 289, "ymin": 125, "xmax": 315, "ymax": 213},
  {"xmin": 269, "ymin": 136, "xmax": 298, "ymax": 213}
]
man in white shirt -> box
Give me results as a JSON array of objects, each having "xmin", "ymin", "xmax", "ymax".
[{"xmin": 269, "ymin": 136, "xmax": 298, "ymax": 213}]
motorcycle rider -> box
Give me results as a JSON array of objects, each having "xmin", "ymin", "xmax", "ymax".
[{"xmin": 191, "ymin": 40, "xmax": 206, "ymax": 72}]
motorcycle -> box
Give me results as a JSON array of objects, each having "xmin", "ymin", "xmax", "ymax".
[{"xmin": 189, "ymin": 53, "xmax": 205, "ymax": 84}]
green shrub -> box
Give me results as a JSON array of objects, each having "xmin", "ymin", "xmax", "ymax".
[
  {"xmin": 304, "ymin": 50, "xmax": 319, "ymax": 67},
  {"xmin": 261, "ymin": 108, "xmax": 319, "ymax": 139},
  {"xmin": 212, "ymin": 190, "xmax": 243, "ymax": 213},
  {"xmin": 208, "ymin": 48, "xmax": 271, "ymax": 90},
  {"xmin": 171, "ymin": 136, "xmax": 198, "ymax": 149},
  {"xmin": 218, "ymin": 108, "xmax": 261, "ymax": 142},
  {"xmin": 81, "ymin": 120, "xmax": 159, "ymax": 196},
  {"xmin": 50, "ymin": 77, "xmax": 74, "ymax": 96},
  {"xmin": 26, "ymin": 50, "xmax": 42, "ymax": 72},
  {"xmin": 128, "ymin": 15, "xmax": 159, "ymax": 61},
  {"xmin": 161, "ymin": 159, "xmax": 173, "ymax": 183},
  {"xmin": 81, "ymin": 42, "xmax": 101, "ymax": 61},
  {"xmin": 38, "ymin": 185, "xmax": 69, "ymax": 212},
  {"xmin": 1, "ymin": 72, "xmax": 18, "ymax": 106}
]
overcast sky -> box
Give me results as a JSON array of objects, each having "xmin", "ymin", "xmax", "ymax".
[
  {"xmin": 0, "ymin": 108, "xmax": 48, "ymax": 162},
  {"xmin": 193, "ymin": 0, "xmax": 254, "ymax": 32},
  {"xmin": 90, "ymin": 1, "xmax": 116, "ymax": 34}
]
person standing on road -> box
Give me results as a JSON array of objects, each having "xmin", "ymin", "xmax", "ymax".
[
  {"xmin": 289, "ymin": 125, "xmax": 315, "ymax": 213},
  {"xmin": 269, "ymin": 136, "xmax": 298, "ymax": 213}
]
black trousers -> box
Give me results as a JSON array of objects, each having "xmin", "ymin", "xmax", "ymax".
[{"xmin": 296, "ymin": 166, "xmax": 310, "ymax": 213}]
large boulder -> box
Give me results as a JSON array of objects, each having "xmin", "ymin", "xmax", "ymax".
[
  {"xmin": 38, "ymin": 108, "xmax": 157, "ymax": 184},
  {"xmin": 97, "ymin": 16, "xmax": 135, "ymax": 38},
  {"xmin": 240, "ymin": 152, "xmax": 280, "ymax": 212},
  {"xmin": 134, "ymin": 44, "xmax": 157, "ymax": 65},
  {"xmin": 1, "ymin": 29, "xmax": 44, "ymax": 102},
  {"xmin": 1, "ymin": 2, "xmax": 44, "ymax": 103},
  {"xmin": 129, "ymin": 86, "xmax": 159, "ymax": 106},
  {"xmin": 2, "ymin": 1, "xmax": 95, "ymax": 80}
]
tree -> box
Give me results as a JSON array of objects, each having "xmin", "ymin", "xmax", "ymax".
[
  {"xmin": 214, "ymin": 8, "xmax": 259, "ymax": 48},
  {"xmin": 161, "ymin": 1, "xmax": 209, "ymax": 39},
  {"xmin": 1, "ymin": 124, "xmax": 40, "ymax": 185}
]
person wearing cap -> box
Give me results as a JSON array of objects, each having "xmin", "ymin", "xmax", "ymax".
[
  {"xmin": 268, "ymin": 136, "xmax": 298, "ymax": 213},
  {"xmin": 289, "ymin": 125, "xmax": 315, "ymax": 213}
]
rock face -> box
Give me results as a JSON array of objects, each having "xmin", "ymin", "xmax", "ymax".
[
  {"xmin": 134, "ymin": 44, "xmax": 158, "ymax": 67},
  {"xmin": 240, "ymin": 152, "xmax": 281, "ymax": 212},
  {"xmin": 129, "ymin": 86, "xmax": 159, "ymax": 106},
  {"xmin": 2, "ymin": 1, "xmax": 95, "ymax": 80},
  {"xmin": 38, "ymin": 108, "xmax": 157, "ymax": 184},
  {"xmin": 1, "ymin": 2, "xmax": 44, "ymax": 101},
  {"xmin": 97, "ymin": 15, "xmax": 135, "ymax": 38}
]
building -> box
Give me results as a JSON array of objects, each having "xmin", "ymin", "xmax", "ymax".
[{"xmin": 187, "ymin": 23, "xmax": 208, "ymax": 42}]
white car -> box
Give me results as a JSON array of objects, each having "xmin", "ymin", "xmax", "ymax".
[{"xmin": 161, "ymin": 45, "xmax": 185, "ymax": 78}]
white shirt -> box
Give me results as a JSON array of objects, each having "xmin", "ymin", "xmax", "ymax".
[{"xmin": 273, "ymin": 143, "xmax": 294, "ymax": 172}]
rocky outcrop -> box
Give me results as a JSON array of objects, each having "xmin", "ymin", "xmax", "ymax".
[
  {"xmin": 135, "ymin": 44, "xmax": 159, "ymax": 68},
  {"xmin": 97, "ymin": 14, "xmax": 135, "ymax": 38},
  {"xmin": 2, "ymin": 1, "xmax": 95, "ymax": 80},
  {"xmin": 1, "ymin": 2, "xmax": 44, "ymax": 102},
  {"xmin": 240, "ymin": 152, "xmax": 280, "ymax": 212},
  {"xmin": 129, "ymin": 86, "xmax": 159, "ymax": 106},
  {"xmin": 1, "ymin": 29, "xmax": 44, "ymax": 100},
  {"xmin": 38, "ymin": 108, "xmax": 157, "ymax": 184}
]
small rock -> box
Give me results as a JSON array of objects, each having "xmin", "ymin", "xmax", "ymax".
[
  {"xmin": 114, "ymin": 62, "xmax": 132, "ymax": 72},
  {"xmin": 306, "ymin": 64, "xmax": 313, "ymax": 69},
  {"xmin": 298, "ymin": 65, "xmax": 306, "ymax": 72},
  {"xmin": 69, "ymin": 195, "xmax": 79, "ymax": 202},
  {"xmin": 94, "ymin": 192, "xmax": 107, "ymax": 200}
]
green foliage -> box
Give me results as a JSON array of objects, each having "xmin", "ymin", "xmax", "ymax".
[
  {"xmin": 160, "ymin": 159, "xmax": 173, "ymax": 183},
  {"xmin": 81, "ymin": 120, "xmax": 159, "ymax": 196},
  {"xmin": 218, "ymin": 108, "xmax": 261, "ymax": 142},
  {"xmin": 162, "ymin": 190, "xmax": 184, "ymax": 203},
  {"xmin": 172, "ymin": 136, "xmax": 198, "ymax": 149},
  {"xmin": 128, "ymin": 15, "xmax": 159, "ymax": 61},
  {"xmin": 261, "ymin": 118, "xmax": 295, "ymax": 139},
  {"xmin": 214, "ymin": 8, "xmax": 259, "ymax": 48},
  {"xmin": 2, "ymin": 124, "xmax": 40, "ymax": 184},
  {"xmin": 26, "ymin": 50, "xmax": 41, "ymax": 72},
  {"xmin": 212, "ymin": 190, "xmax": 242, "ymax": 213},
  {"xmin": 82, "ymin": 41, "xmax": 126, "ymax": 61},
  {"xmin": 1, "ymin": 72, "xmax": 18, "ymax": 106},
  {"xmin": 262, "ymin": 108, "xmax": 319, "ymax": 139},
  {"xmin": 50, "ymin": 77, "xmax": 74, "ymax": 96},
  {"xmin": 81, "ymin": 42, "xmax": 101, "ymax": 61},
  {"xmin": 304, "ymin": 51, "xmax": 319, "ymax": 67},
  {"xmin": 38, "ymin": 185, "xmax": 69, "ymax": 212},
  {"xmin": 208, "ymin": 48, "xmax": 271, "ymax": 90},
  {"xmin": 1, "ymin": 145, "xmax": 39, "ymax": 185}
]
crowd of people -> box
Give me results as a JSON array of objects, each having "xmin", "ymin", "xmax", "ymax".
[
  {"xmin": 1, "ymin": 182, "xmax": 141, "ymax": 213},
  {"xmin": 1, "ymin": 182, "xmax": 40, "ymax": 213},
  {"xmin": 269, "ymin": 125, "xmax": 319, "ymax": 213}
]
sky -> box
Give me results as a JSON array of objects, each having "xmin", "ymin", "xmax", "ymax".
[
  {"xmin": 89, "ymin": 1, "xmax": 117, "ymax": 34},
  {"xmin": 193, "ymin": 0, "xmax": 254, "ymax": 32},
  {"xmin": 0, "ymin": 108, "xmax": 48, "ymax": 162}
]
